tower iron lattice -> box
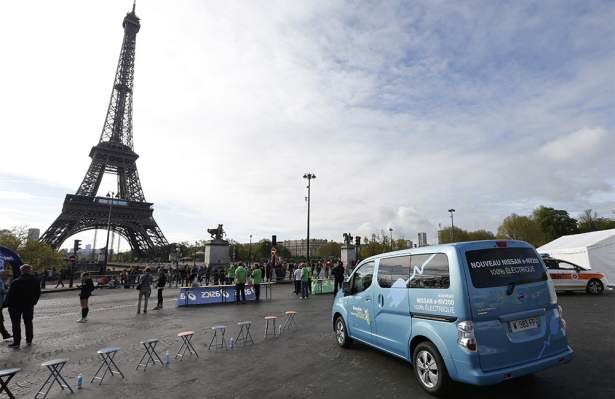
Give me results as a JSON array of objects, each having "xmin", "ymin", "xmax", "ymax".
[{"xmin": 40, "ymin": 4, "xmax": 168, "ymax": 258}]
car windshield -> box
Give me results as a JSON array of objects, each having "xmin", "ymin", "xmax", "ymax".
[{"xmin": 465, "ymin": 247, "xmax": 547, "ymax": 288}]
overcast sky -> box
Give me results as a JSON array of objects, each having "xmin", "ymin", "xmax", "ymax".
[{"xmin": 1, "ymin": 0, "xmax": 614, "ymax": 249}]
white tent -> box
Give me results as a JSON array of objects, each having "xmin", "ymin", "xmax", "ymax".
[{"xmin": 537, "ymin": 229, "xmax": 615, "ymax": 284}]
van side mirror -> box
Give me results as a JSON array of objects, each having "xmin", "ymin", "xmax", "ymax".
[{"xmin": 342, "ymin": 280, "xmax": 352, "ymax": 296}]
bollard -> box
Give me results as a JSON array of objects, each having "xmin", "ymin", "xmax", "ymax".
[
  {"xmin": 165, "ymin": 350, "xmax": 170, "ymax": 366},
  {"xmin": 77, "ymin": 373, "xmax": 83, "ymax": 389}
]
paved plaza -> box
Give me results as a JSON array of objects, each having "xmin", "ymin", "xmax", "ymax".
[{"xmin": 0, "ymin": 285, "xmax": 613, "ymax": 398}]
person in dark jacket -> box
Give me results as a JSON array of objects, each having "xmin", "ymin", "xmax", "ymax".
[
  {"xmin": 0, "ymin": 271, "xmax": 11, "ymax": 340},
  {"xmin": 137, "ymin": 267, "xmax": 153, "ymax": 314},
  {"xmin": 331, "ymin": 261, "xmax": 345, "ymax": 295},
  {"xmin": 77, "ymin": 272, "xmax": 95, "ymax": 323},
  {"xmin": 153, "ymin": 269, "xmax": 167, "ymax": 310},
  {"xmin": 6, "ymin": 264, "xmax": 41, "ymax": 348}
]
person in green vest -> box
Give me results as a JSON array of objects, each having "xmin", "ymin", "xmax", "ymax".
[
  {"xmin": 227, "ymin": 264, "xmax": 236, "ymax": 285},
  {"xmin": 307, "ymin": 262, "xmax": 313, "ymax": 295},
  {"xmin": 251, "ymin": 265, "xmax": 263, "ymax": 301},
  {"xmin": 301, "ymin": 263, "xmax": 311, "ymax": 299},
  {"xmin": 234, "ymin": 263, "xmax": 247, "ymax": 304}
]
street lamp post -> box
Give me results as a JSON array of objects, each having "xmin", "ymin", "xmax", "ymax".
[
  {"xmin": 448, "ymin": 208, "xmax": 456, "ymax": 242},
  {"xmin": 249, "ymin": 234, "xmax": 253, "ymax": 267},
  {"xmin": 389, "ymin": 228, "xmax": 393, "ymax": 250},
  {"xmin": 102, "ymin": 191, "xmax": 118, "ymax": 273},
  {"xmin": 193, "ymin": 241, "xmax": 197, "ymax": 267},
  {"xmin": 303, "ymin": 172, "xmax": 316, "ymax": 263}
]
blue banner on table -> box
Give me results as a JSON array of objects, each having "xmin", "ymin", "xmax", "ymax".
[{"xmin": 177, "ymin": 285, "xmax": 256, "ymax": 307}]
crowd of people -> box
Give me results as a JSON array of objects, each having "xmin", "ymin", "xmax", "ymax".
[{"xmin": 0, "ymin": 258, "xmax": 352, "ymax": 349}]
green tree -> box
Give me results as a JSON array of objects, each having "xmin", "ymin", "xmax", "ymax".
[
  {"xmin": 0, "ymin": 227, "xmax": 64, "ymax": 273},
  {"xmin": 0, "ymin": 230, "xmax": 22, "ymax": 251},
  {"xmin": 394, "ymin": 238, "xmax": 410, "ymax": 250},
  {"xmin": 316, "ymin": 242, "xmax": 341, "ymax": 258},
  {"xmin": 438, "ymin": 227, "xmax": 494, "ymax": 244},
  {"xmin": 578, "ymin": 209, "xmax": 615, "ymax": 233},
  {"xmin": 496, "ymin": 214, "xmax": 545, "ymax": 246},
  {"xmin": 360, "ymin": 236, "xmax": 388, "ymax": 258},
  {"xmin": 467, "ymin": 229, "xmax": 496, "ymax": 241},
  {"xmin": 19, "ymin": 240, "xmax": 65, "ymax": 272},
  {"xmin": 438, "ymin": 226, "xmax": 469, "ymax": 244},
  {"xmin": 533, "ymin": 206, "xmax": 578, "ymax": 242}
]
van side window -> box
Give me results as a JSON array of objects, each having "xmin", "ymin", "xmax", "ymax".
[
  {"xmin": 377, "ymin": 256, "xmax": 410, "ymax": 288},
  {"xmin": 407, "ymin": 253, "xmax": 450, "ymax": 289},
  {"xmin": 352, "ymin": 261, "xmax": 374, "ymax": 293}
]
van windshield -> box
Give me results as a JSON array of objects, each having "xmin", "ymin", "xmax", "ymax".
[{"xmin": 465, "ymin": 247, "xmax": 547, "ymax": 288}]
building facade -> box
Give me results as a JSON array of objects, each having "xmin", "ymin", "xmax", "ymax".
[{"xmin": 27, "ymin": 228, "xmax": 40, "ymax": 242}]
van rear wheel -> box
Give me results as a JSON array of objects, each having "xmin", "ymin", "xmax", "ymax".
[
  {"xmin": 413, "ymin": 342, "xmax": 451, "ymax": 396},
  {"xmin": 334, "ymin": 316, "xmax": 352, "ymax": 348},
  {"xmin": 586, "ymin": 279, "xmax": 604, "ymax": 295}
]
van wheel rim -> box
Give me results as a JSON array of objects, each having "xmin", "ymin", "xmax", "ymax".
[
  {"xmin": 335, "ymin": 319, "xmax": 345, "ymax": 344},
  {"xmin": 416, "ymin": 350, "xmax": 438, "ymax": 389}
]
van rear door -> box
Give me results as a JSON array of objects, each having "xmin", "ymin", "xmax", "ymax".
[{"xmin": 462, "ymin": 243, "xmax": 568, "ymax": 372}]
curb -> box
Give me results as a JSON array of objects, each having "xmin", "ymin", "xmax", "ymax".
[{"xmin": 41, "ymin": 287, "xmax": 80, "ymax": 294}]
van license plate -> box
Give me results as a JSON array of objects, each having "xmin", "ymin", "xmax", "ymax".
[{"xmin": 510, "ymin": 317, "xmax": 538, "ymax": 332}]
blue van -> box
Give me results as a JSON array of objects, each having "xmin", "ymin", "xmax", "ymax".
[{"xmin": 331, "ymin": 240, "xmax": 573, "ymax": 395}]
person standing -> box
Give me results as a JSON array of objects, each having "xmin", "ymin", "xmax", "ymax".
[
  {"xmin": 293, "ymin": 265, "xmax": 302, "ymax": 295},
  {"xmin": 251, "ymin": 265, "xmax": 262, "ymax": 301},
  {"xmin": 137, "ymin": 267, "xmax": 153, "ymax": 314},
  {"xmin": 77, "ymin": 272, "xmax": 95, "ymax": 323},
  {"xmin": 153, "ymin": 269, "xmax": 167, "ymax": 310},
  {"xmin": 332, "ymin": 261, "xmax": 345, "ymax": 295},
  {"xmin": 205, "ymin": 266, "xmax": 211, "ymax": 286},
  {"xmin": 0, "ymin": 271, "xmax": 11, "ymax": 340},
  {"xmin": 234, "ymin": 263, "xmax": 247, "ymax": 304},
  {"xmin": 55, "ymin": 268, "xmax": 65, "ymax": 288},
  {"xmin": 6, "ymin": 264, "xmax": 41, "ymax": 348},
  {"xmin": 227, "ymin": 264, "xmax": 236, "ymax": 285},
  {"xmin": 300, "ymin": 263, "xmax": 311, "ymax": 299},
  {"xmin": 307, "ymin": 262, "xmax": 313, "ymax": 295}
]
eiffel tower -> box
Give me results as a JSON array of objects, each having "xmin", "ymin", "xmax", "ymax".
[{"xmin": 41, "ymin": 4, "xmax": 168, "ymax": 258}]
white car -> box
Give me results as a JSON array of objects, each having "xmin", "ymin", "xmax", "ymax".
[{"xmin": 542, "ymin": 256, "xmax": 610, "ymax": 295}]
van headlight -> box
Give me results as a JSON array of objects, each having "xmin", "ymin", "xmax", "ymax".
[{"xmin": 457, "ymin": 321, "xmax": 477, "ymax": 352}]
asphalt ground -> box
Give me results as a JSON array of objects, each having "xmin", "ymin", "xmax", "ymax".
[{"xmin": 0, "ymin": 285, "xmax": 613, "ymax": 399}]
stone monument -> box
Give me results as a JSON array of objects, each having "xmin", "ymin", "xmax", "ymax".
[
  {"xmin": 340, "ymin": 233, "xmax": 356, "ymax": 270},
  {"xmin": 204, "ymin": 224, "xmax": 230, "ymax": 271}
]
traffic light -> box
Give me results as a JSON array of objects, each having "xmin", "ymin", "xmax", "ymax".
[
  {"xmin": 272, "ymin": 235, "xmax": 277, "ymax": 247},
  {"xmin": 73, "ymin": 239, "xmax": 82, "ymax": 255}
]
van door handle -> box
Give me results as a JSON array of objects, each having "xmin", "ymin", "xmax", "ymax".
[{"xmin": 365, "ymin": 297, "xmax": 371, "ymax": 301}]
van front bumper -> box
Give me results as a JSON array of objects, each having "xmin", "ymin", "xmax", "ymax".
[{"xmin": 455, "ymin": 346, "xmax": 573, "ymax": 386}]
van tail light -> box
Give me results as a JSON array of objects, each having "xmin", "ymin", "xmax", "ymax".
[
  {"xmin": 496, "ymin": 241, "xmax": 507, "ymax": 248},
  {"xmin": 457, "ymin": 321, "xmax": 477, "ymax": 352}
]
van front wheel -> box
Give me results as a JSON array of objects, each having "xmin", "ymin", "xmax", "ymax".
[
  {"xmin": 334, "ymin": 316, "xmax": 352, "ymax": 348},
  {"xmin": 413, "ymin": 342, "xmax": 451, "ymax": 396}
]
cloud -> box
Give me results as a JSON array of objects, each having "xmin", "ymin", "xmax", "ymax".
[
  {"xmin": 0, "ymin": 191, "xmax": 33, "ymax": 200},
  {"xmin": 539, "ymin": 127, "xmax": 610, "ymax": 162}
]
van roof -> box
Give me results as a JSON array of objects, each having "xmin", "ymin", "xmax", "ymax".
[{"xmin": 359, "ymin": 239, "xmax": 533, "ymax": 263}]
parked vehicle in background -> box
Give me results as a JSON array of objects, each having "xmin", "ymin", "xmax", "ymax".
[
  {"xmin": 332, "ymin": 240, "xmax": 573, "ymax": 395},
  {"xmin": 542, "ymin": 255, "xmax": 610, "ymax": 295}
]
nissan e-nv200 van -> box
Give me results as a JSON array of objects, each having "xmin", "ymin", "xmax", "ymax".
[{"xmin": 331, "ymin": 240, "xmax": 573, "ymax": 395}]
